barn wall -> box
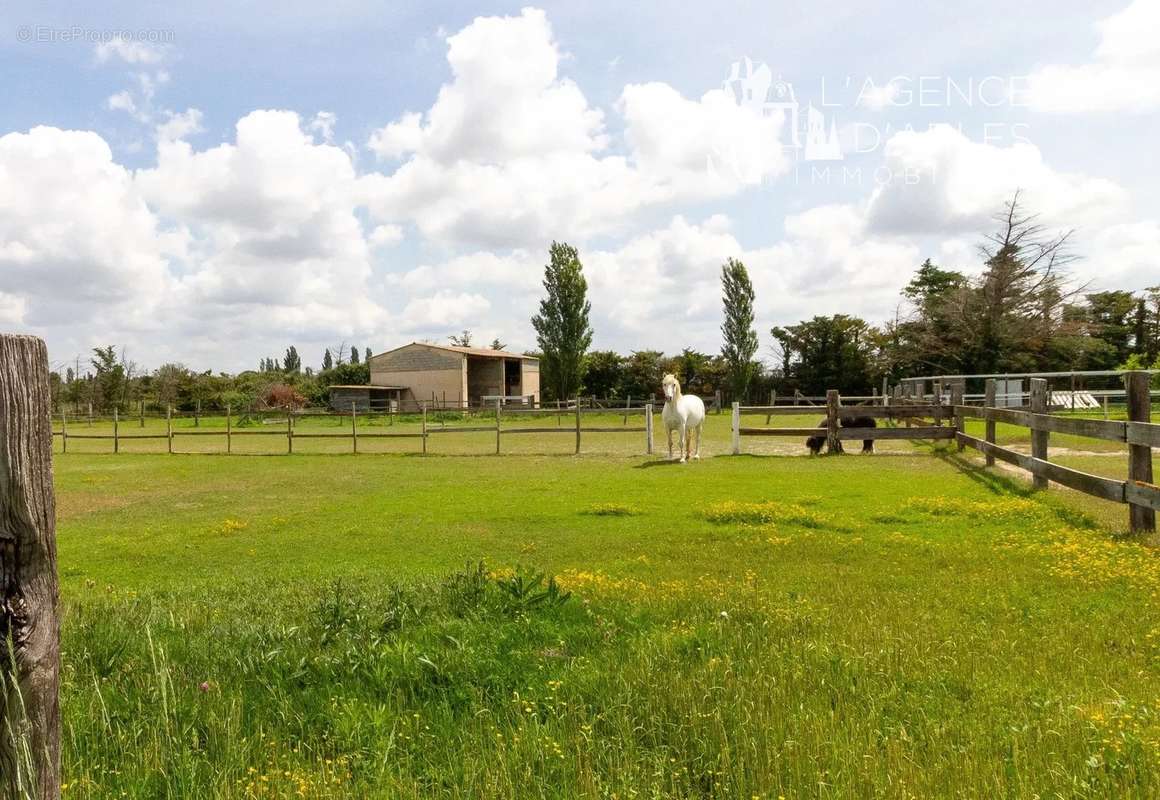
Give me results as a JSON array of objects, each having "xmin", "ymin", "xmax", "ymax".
[
  {"xmin": 371, "ymin": 368, "xmax": 465, "ymax": 409},
  {"xmin": 328, "ymin": 387, "xmax": 370, "ymax": 412},
  {"xmin": 521, "ymin": 358, "xmax": 540, "ymax": 401}
]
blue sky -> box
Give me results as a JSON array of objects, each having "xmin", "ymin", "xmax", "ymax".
[{"xmin": 1, "ymin": 1, "xmax": 1158, "ymax": 373}]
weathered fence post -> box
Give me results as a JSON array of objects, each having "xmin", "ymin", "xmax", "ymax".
[
  {"xmin": 1030, "ymin": 378, "xmax": 1049, "ymax": 489},
  {"xmin": 765, "ymin": 390, "xmax": 776, "ymax": 425},
  {"xmin": 574, "ymin": 397, "xmax": 581, "ymax": 455},
  {"xmin": 624, "ymin": 396, "xmax": 630, "ymax": 426},
  {"xmin": 825, "ymin": 390, "xmax": 843, "ymax": 454},
  {"xmin": 421, "ymin": 404, "xmax": 427, "ymax": 454},
  {"xmin": 194, "ymin": 399, "xmax": 200, "ymax": 428},
  {"xmin": 112, "ymin": 408, "xmax": 119, "ymax": 454},
  {"xmin": 495, "ymin": 397, "xmax": 502, "ymax": 455},
  {"xmin": 951, "ymin": 383, "xmax": 965, "ymax": 451},
  {"xmin": 731, "ymin": 402, "xmax": 741, "ymax": 455},
  {"xmin": 645, "ymin": 403, "xmax": 653, "ymax": 454},
  {"xmin": 1125, "ymin": 371, "xmax": 1155, "ymax": 534},
  {"xmin": 984, "ymin": 379, "xmax": 997, "ymax": 467},
  {"xmin": 166, "ymin": 406, "xmax": 173, "ymax": 455},
  {"xmin": 138, "ymin": 399, "xmax": 145, "ymax": 428},
  {"xmin": 351, "ymin": 402, "xmax": 358, "ymax": 455},
  {"xmin": 59, "ymin": 411, "xmax": 67, "ymax": 456},
  {"xmin": 286, "ymin": 412, "xmax": 293, "ymax": 454},
  {"xmin": 0, "ymin": 334, "xmax": 61, "ymax": 800},
  {"xmin": 226, "ymin": 405, "xmax": 232, "ymax": 455},
  {"xmin": 714, "ymin": 390, "xmax": 722, "ymax": 414}
]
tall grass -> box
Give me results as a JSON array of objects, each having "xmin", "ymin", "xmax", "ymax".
[{"xmin": 52, "ymin": 451, "xmax": 1160, "ymax": 797}]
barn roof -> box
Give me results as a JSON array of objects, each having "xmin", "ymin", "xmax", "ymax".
[{"xmin": 373, "ymin": 342, "xmax": 539, "ymax": 361}]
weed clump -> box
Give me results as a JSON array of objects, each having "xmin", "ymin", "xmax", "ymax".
[{"xmin": 703, "ymin": 501, "xmax": 828, "ymax": 529}]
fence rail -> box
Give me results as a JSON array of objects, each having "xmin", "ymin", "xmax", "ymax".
[
  {"xmin": 731, "ymin": 373, "xmax": 1158, "ymax": 534},
  {"xmin": 54, "ymin": 400, "xmax": 657, "ymax": 457}
]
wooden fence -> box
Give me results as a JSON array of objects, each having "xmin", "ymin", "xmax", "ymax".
[
  {"xmin": 732, "ymin": 374, "xmax": 1158, "ymax": 534},
  {"xmin": 730, "ymin": 391, "xmax": 955, "ymax": 455},
  {"xmin": 54, "ymin": 401, "xmax": 656, "ymax": 457}
]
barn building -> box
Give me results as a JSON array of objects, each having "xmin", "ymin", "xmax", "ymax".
[
  {"xmin": 366, "ymin": 343, "xmax": 540, "ymax": 410},
  {"xmin": 326, "ymin": 384, "xmax": 405, "ymax": 413}
]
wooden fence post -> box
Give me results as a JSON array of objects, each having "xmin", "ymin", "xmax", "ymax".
[
  {"xmin": 113, "ymin": 408, "xmax": 119, "ymax": 454},
  {"xmin": 495, "ymin": 397, "xmax": 502, "ymax": 455},
  {"xmin": 1030, "ymin": 378, "xmax": 1049, "ymax": 489},
  {"xmin": 714, "ymin": 390, "xmax": 722, "ymax": 414},
  {"xmin": 139, "ymin": 398, "xmax": 145, "ymax": 428},
  {"xmin": 826, "ymin": 390, "xmax": 843, "ymax": 454},
  {"xmin": 1125, "ymin": 371, "xmax": 1155, "ymax": 534},
  {"xmin": 194, "ymin": 399, "xmax": 200, "ymax": 428},
  {"xmin": 765, "ymin": 390, "xmax": 776, "ymax": 425},
  {"xmin": 575, "ymin": 398, "xmax": 581, "ymax": 455},
  {"xmin": 351, "ymin": 402, "xmax": 358, "ymax": 455},
  {"xmin": 951, "ymin": 382, "xmax": 965, "ymax": 450},
  {"xmin": 60, "ymin": 410, "xmax": 67, "ymax": 455},
  {"xmin": 226, "ymin": 405, "xmax": 232, "ymax": 455},
  {"xmin": 421, "ymin": 404, "xmax": 427, "ymax": 454},
  {"xmin": 645, "ymin": 403, "xmax": 653, "ymax": 454},
  {"xmin": 984, "ymin": 379, "xmax": 997, "ymax": 467},
  {"xmin": 731, "ymin": 402, "xmax": 741, "ymax": 455},
  {"xmin": 166, "ymin": 406, "xmax": 173, "ymax": 454},
  {"xmin": 0, "ymin": 334, "xmax": 61, "ymax": 800},
  {"xmin": 624, "ymin": 396, "xmax": 631, "ymax": 425}
]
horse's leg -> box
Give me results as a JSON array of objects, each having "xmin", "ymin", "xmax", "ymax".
[
  {"xmin": 694, "ymin": 423, "xmax": 703, "ymax": 459},
  {"xmin": 679, "ymin": 422, "xmax": 687, "ymax": 463},
  {"xmin": 667, "ymin": 427, "xmax": 674, "ymax": 460}
]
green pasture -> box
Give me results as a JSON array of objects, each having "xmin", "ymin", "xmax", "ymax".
[{"xmin": 51, "ymin": 438, "xmax": 1160, "ymax": 798}]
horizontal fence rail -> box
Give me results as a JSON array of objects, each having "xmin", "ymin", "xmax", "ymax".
[
  {"xmin": 731, "ymin": 374, "xmax": 1157, "ymax": 534},
  {"xmin": 54, "ymin": 400, "xmax": 658, "ymax": 458}
]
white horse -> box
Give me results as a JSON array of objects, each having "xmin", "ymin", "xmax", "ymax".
[{"xmin": 660, "ymin": 373, "xmax": 705, "ymax": 462}]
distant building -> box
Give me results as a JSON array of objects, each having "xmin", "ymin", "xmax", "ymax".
[
  {"xmin": 366, "ymin": 342, "xmax": 540, "ymax": 410},
  {"xmin": 327, "ymin": 384, "xmax": 405, "ymax": 413}
]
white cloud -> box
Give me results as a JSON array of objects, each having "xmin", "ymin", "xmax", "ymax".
[
  {"xmin": 856, "ymin": 78, "xmax": 902, "ymax": 111},
  {"xmin": 1026, "ymin": 0, "xmax": 1160, "ymax": 112},
  {"xmin": 619, "ymin": 81, "xmax": 787, "ymax": 191},
  {"xmin": 866, "ymin": 124, "xmax": 1128, "ymax": 235},
  {"xmin": 1086, "ymin": 221, "xmax": 1160, "ymax": 289},
  {"xmin": 94, "ymin": 39, "xmax": 167, "ymax": 65},
  {"xmin": 369, "ymin": 224, "xmax": 404, "ymax": 249},
  {"xmin": 0, "ymin": 293, "xmax": 27, "ymax": 326},
  {"xmin": 309, "ymin": 111, "xmax": 337, "ymax": 143},
  {"xmin": 0, "ymin": 126, "xmax": 171, "ymax": 327},
  {"xmin": 362, "ymin": 8, "xmax": 786, "ymax": 249},
  {"xmin": 156, "ymin": 108, "xmax": 203, "ymax": 143},
  {"xmin": 390, "ymin": 250, "xmax": 540, "ymax": 293},
  {"xmin": 400, "ymin": 291, "xmax": 491, "ymax": 333},
  {"xmin": 136, "ymin": 110, "xmax": 385, "ymax": 338}
]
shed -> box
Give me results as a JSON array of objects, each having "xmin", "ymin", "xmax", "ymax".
[
  {"xmin": 327, "ymin": 384, "xmax": 405, "ymax": 413},
  {"xmin": 368, "ymin": 343, "xmax": 540, "ymax": 410}
]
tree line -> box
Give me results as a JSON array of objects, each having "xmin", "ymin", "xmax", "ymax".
[
  {"xmin": 50, "ymin": 191, "xmax": 1157, "ymax": 413},
  {"xmin": 530, "ymin": 192, "xmax": 1158, "ymax": 401}
]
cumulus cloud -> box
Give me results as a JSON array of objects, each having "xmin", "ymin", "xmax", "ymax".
[
  {"xmin": 866, "ymin": 124, "xmax": 1127, "ymax": 235},
  {"xmin": 1086, "ymin": 221, "xmax": 1160, "ymax": 289},
  {"xmin": 1026, "ymin": 0, "xmax": 1160, "ymax": 112},
  {"xmin": 0, "ymin": 126, "xmax": 171, "ymax": 327},
  {"xmin": 399, "ymin": 291, "xmax": 491, "ymax": 333},
  {"xmin": 362, "ymin": 8, "xmax": 786, "ymax": 249},
  {"xmin": 136, "ymin": 110, "xmax": 386, "ymax": 338}
]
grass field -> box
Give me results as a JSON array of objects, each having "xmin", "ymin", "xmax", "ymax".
[{"xmin": 54, "ymin": 437, "xmax": 1160, "ymax": 798}]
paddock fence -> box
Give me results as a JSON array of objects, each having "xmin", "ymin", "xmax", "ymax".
[
  {"xmin": 729, "ymin": 372, "xmax": 1158, "ymax": 534},
  {"xmin": 53, "ymin": 400, "xmax": 657, "ymax": 457}
]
